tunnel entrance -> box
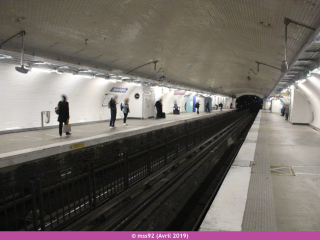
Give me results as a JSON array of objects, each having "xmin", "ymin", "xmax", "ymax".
[{"xmin": 236, "ymin": 95, "xmax": 263, "ymax": 113}]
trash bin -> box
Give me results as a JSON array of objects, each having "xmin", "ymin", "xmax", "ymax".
[{"xmin": 41, "ymin": 111, "xmax": 50, "ymax": 128}]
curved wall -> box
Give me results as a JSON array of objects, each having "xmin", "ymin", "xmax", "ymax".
[
  {"xmin": 295, "ymin": 73, "xmax": 320, "ymax": 128},
  {"xmin": 289, "ymin": 86, "xmax": 312, "ymax": 124},
  {"xmin": 0, "ymin": 62, "xmax": 142, "ymax": 131}
]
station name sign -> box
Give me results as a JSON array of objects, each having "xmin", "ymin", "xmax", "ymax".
[{"xmin": 110, "ymin": 87, "xmax": 128, "ymax": 93}]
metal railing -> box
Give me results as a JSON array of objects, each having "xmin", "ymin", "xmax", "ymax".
[{"xmin": 0, "ymin": 110, "xmax": 247, "ymax": 231}]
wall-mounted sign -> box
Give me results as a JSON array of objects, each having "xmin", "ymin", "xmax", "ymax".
[
  {"xmin": 101, "ymin": 94, "xmax": 115, "ymax": 107},
  {"xmin": 184, "ymin": 95, "xmax": 190, "ymax": 98},
  {"xmin": 134, "ymin": 93, "xmax": 140, "ymax": 99},
  {"xmin": 110, "ymin": 87, "xmax": 128, "ymax": 93}
]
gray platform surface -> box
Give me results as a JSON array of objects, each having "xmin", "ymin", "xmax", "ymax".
[
  {"xmin": 200, "ymin": 110, "xmax": 320, "ymax": 231},
  {"xmin": 263, "ymin": 111, "xmax": 320, "ymax": 231},
  {"xmin": 241, "ymin": 111, "xmax": 276, "ymax": 231},
  {"xmin": 0, "ymin": 110, "xmax": 232, "ymax": 168},
  {"xmin": 243, "ymin": 111, "xmax": 320, "ymax": 231}
]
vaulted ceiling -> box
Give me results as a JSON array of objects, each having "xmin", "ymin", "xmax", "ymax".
[{"xmin": 1, "ymin": 0, "xmax": 320, "ymax": 96}]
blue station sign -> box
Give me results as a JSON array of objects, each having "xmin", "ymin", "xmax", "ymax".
[{"xmin": 110, "ymin": 87, "xmax": 128, "ymax": 93}]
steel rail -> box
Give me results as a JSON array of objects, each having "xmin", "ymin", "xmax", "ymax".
[{"xmin": 118, "ymin": 114, "xmax": 254, "ymax": 231}]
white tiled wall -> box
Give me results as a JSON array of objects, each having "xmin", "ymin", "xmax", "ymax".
[{"xmin": 0, "ymin": 62, "xmax": 143, "ymax": 131}]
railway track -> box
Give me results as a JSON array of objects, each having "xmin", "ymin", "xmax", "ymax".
[{"xmin": 64, "ymin": 112, "xmax": 255, "ymax": 231}]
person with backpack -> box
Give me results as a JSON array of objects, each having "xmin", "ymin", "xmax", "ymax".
[
  {"xmin": 195, "ymin": 101, "xmax": 200, "ymax": 114},
  {"xmin": 121, "ymin": 98, "xmax": 130, "ymax": 125},
  {"xmin": 109, "ymin": 96, "xmax": 117, "ymax": 128},
  {"xmin": 56, "ymin": 95, "xmax": 71, "ymax": 137}
]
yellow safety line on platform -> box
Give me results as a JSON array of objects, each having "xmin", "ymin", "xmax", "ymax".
[{"xmin": 270, "ymin": 165, "xmax": 295, "ymax": 176}]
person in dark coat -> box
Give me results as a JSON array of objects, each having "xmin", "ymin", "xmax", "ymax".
[
  {"xmin": 195, "ymin": 101, "xmax": 200, "ymax": 114},
  {"xmin": 57, "ymin": 95, "xmax": 71, "ymax": 137},
  {"xmin": 155, "ymin": 99, "xmax": 163, "ymax": 118},
  {"xmin": 284, "ymin": 105, "xmax": 289, "ymax": 120},
  {"xmin": 205, "ymin": 101, "xmax": 210, "ymax": 113},
  {"xmin": 109, "ymin": 96, "xmax": 117, "ymax": 128},
  {"xmin": 219, "ymin": 103, "xmax": 223, "ymax": 111}
]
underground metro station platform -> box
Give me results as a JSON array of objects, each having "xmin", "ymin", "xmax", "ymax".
[
  {"xmin": 1, "ymin": 0, "xmax": 320, "ymax": 233},
  {"xmin": 1, "ymin": 109, "xmax": 320, "ymax": 231}
]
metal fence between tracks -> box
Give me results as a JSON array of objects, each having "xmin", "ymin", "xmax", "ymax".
[{"xmin": 0, "ymin": 110, "xmax": 247, "ymax": 231}]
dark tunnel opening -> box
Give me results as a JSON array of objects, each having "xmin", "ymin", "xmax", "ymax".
[{"xmin": 236, "ymin": 95, "xmax": 263, "ymax": 113}]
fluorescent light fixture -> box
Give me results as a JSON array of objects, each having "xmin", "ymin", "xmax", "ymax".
[
  {"xmin": 78, "ymin": 69, "xmax": 89, "ymax": 73},
  {"xmin": 80, "ymin": 74, "xmax": 94, "ymax": 78},
  {"xmin": 299, "ymin": 79, "xmax": 306, "ymax": 84},
  {"xmin": 82, "ymin": 75, "xmax": 94, "ymax": 79},
  {"xmin": 95, "ymin": 74, "xmax": 107, "ymax": 79},
  {"xmin": 311, "ymin": 68, "xmax": 320, "ymax": 74},
  {"xmin": 171, "ymin": 88, "xmax": 177, "ymax": 90},
  {"xmin": 32, "ymin": 67, "xmax": 53, "ymax": 73},
  {"xmin": 108, "ymin": 80, "xmax": 117, "ymax": 83},
  {"xmin": 0, "ymin": 54, "xmax": 12, "ymax": 59}
]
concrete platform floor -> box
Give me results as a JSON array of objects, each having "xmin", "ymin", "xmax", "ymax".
[
  {"xmin": 265, "ymin": 112, "xmax": 320, "ymax": 231},
  {"xmin": 0, "ymin": 110, "xmax": 230, "ymax": 155},
  {"xmin": 200, "ymin": 110, "xmax": 320, "ymax": 231}
]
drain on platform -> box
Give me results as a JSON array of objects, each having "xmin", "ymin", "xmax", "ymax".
[{"xmin": 270, "ymin": 165, "xmax": 295, "ymax": 176}]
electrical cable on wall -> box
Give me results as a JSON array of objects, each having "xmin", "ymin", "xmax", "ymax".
[{"xmin": 126, "ymin": 60, "xmax": 165, "ymax": 81}]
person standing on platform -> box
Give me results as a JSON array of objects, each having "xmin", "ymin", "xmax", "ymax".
[
  {"xmin": 109, "ymin": 96, "xmax": 118, "ymax": 128},
  {"xmin": 195, "ymin": 101, "xmax": 200, "ymax": 114},
  {"xmin": 284, "ymin": 104, "xmax": 289, "ymax": 120},
  {"xmin": 219, "ymin": 103, "xmax": 223, "ymax": 111},
  {"xmin": 56, "ymin": 95, "xmax": 71, "ymax": 137},
  {"xmin": 205, "ymin": 101, "xmax": 210, "ymax": 113},
  {"xmin": 121, "ymin": 98, "xmax": 130, "ymax": 126},
  {"xmin": 281, "ymin": 105, "xmax": 285, "ymax": 116},
  {"xmin": 155, "ymin": 98, "xmax": 163, "ymax": 118},
  {"xmin": 230, "ymin": 103, "xmax": 233, "ymax": 109},
  {"xmin": 215, "ymin": 104, "xmax": 219, "ymax": 110}
]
